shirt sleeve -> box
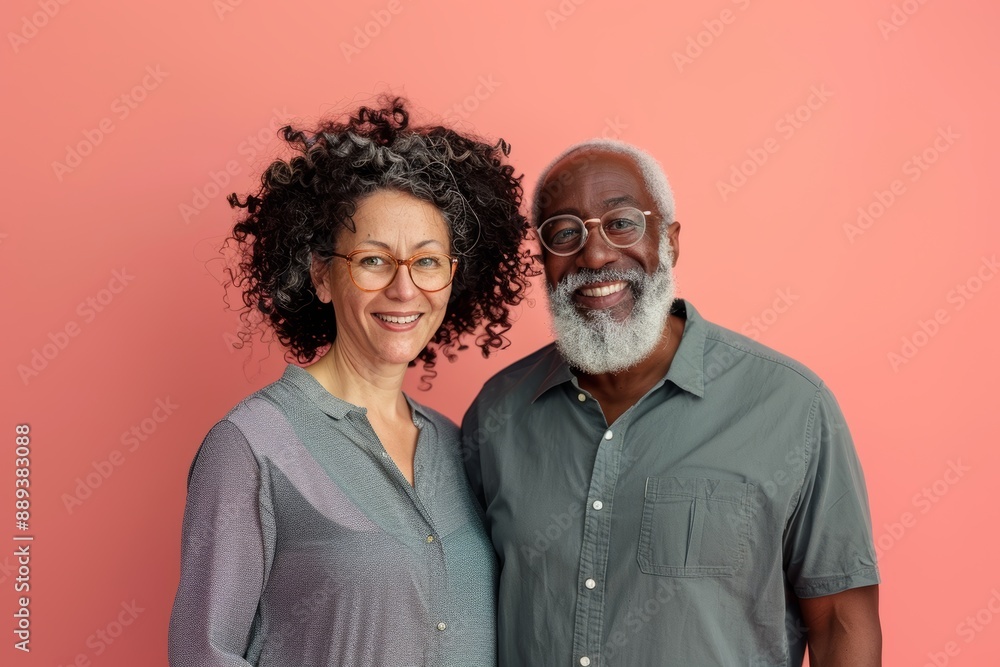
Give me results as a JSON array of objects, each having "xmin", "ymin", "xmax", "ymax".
[
  {"xmin": 168, "ymin": 419, "xmax": 270, "ymax": 666},
  {"xmin": 784, "ymin": 384, "xmax": 881, "ymax": 598},
  {"xmin": 460, "ymin": 397, "xmax": 488, "ymax": 512}
]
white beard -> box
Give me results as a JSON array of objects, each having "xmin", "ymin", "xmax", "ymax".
[{"xmin": 546, "ymin": 236, "xmax": 676, "ymax": 375}]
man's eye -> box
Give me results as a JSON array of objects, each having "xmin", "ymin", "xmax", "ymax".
[
  {"xmin": 606, "ymin": 218, "xmax": 638, "ymax": 231},
  {"xmin": 552, "ymin": 228, "xmax": 581, "ymax": 243}
]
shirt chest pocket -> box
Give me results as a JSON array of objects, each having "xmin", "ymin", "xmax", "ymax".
[{"xmin": 637, "ymin": 477, "xmax": 754, "ymax": 577}]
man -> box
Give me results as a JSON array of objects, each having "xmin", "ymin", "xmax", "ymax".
[{"xmin": 462, "ymin": 139, "xmax": 881, "ymax": 666}]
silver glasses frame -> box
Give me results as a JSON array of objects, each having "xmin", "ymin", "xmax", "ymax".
[{"xmin": 537, "ymin": 207, "xmax": 652, "ymax": 257}]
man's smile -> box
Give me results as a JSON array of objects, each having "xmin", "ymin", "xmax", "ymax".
[{"xmin": 577, "ymin": 281, "xmax": 628, "ymax": 298}]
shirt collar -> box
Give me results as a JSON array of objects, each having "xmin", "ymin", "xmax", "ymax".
[
  {"xmin": 280, "ymin": 364, "xmax": 432, "ymax": 422},
  {"xmin": 529, "ymin": 299, "xmax": 707, "ymax": 403},
  {"xmin": 665, "ymin": 299, "xmax": 706, "ymax": 398},
  {"xmin": 529, "ymin": 347, "xmax": 577, "ymax": 403}
]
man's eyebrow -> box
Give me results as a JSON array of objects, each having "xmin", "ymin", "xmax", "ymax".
[
  {"xmin": 544, "ymin": 208, "xmax": 579, "ymax": 218},
  {"xmin": 542, "ymin": 195, "xmax": 644, "ymax": 220},
  {"xmin": 604, "ymin": 195, "xmax": 642, "ymax": 209}
]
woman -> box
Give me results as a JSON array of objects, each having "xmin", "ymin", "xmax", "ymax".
[{"xmin": 168, "ymin": 98, "xmax": 534, "ymax": 666}]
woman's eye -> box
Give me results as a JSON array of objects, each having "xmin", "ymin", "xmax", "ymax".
[
  {"xmin": 357, "ymin": 255, "xmax": 389, "ymax": 268},
  {"xmin": 414, "ymin": 255, "xmax": 443, "ymax": 269}
]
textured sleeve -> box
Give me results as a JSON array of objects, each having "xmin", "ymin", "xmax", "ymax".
[
  {"xmin": 460, "ymin": 395, "xmax": 487, "ymax": 512},
  {"xmin": 784, "ymin": 384, "xmax": 881, "ymax": 598},
  {"xmin": 168, "ymin": 419, "xmax": 269, "ymax": 666}
]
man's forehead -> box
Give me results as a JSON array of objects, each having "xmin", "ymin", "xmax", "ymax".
[
  {"xmin": 540, "ymin": 149, "xmax": 648, "ymax": 210},
  {"xmin": 546, "ymin": 148, "xmax": 641, "ymax": 181}
]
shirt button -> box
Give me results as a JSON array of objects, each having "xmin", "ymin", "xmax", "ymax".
[
  {"xmin": 604, "ymin": 430, "xmax": 613, "ymax": 440},
  {"xmin": 592, "ymin": 500, "xmax": 603, "ymax": 511},
  {"xmin": 426, "ymin": 535, "xmax": 435, "ymax": 543},
  {"xmin": 580, "ymin": 657, "xmax": 591, "ymax": 666},
  {"xmin": 585, "ymin": 578, "xmax": 596, "ymax": 589},
  {"xmin": 436, "ymin": 622, "xmax": 447, "ymax": 631},
  {"xmin": 577, "ymin": 393, "xmax": 586, "ymax": 402}
]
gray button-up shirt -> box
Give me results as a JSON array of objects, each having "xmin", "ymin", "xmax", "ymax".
[
  {"xmin": 462, "ymin": 300, "xmax": 879, "ymax": 666},
  {"xmin": 169, "ymin": 364, "xmax": 497, "ymax": 666}
]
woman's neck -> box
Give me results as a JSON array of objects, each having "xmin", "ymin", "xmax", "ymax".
[{"xmin": 305, "ymin": 342, "xmax": 411, "ymax": 423}]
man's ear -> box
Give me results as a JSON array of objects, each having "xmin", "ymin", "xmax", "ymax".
[
  {"xmin": 666, "ymin": 221, "xmax": 681, "ymax": 266},
  {"xmin": 310, "ymin": 254, "xmax": 334, "ymax": 304}
]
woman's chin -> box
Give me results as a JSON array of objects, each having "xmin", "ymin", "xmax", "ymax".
[{"xmin": 370, "ymin": 339, "xmax": 432, "ymax": 368}]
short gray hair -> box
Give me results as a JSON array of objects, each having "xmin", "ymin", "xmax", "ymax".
[{"xmin": 531, "ymin": 139, "xmax": 676, "ymax": 226}]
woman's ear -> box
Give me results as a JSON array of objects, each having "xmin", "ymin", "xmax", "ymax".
[{"xmin": 310, "ymin": 254, "xmax": 334, "ymax": 303}]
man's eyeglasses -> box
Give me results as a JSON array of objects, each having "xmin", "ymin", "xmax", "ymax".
[
  {"xmin": 331, "ymin": 249, "xmax": 458, "ymax": 292},
  {"xmin": 537, "ymin": 207, "xmax": 651, "ymax": 256}
]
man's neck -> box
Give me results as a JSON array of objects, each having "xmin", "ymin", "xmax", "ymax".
[{"xmin": 575, "ymin": 314, "xmax": 684, "ymax": 426}]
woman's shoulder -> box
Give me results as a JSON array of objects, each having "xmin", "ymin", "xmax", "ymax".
[
  {"xmin": 224, "ymin": 362, "xmax": 335, "ymax": 422},
  {"xmin": 199, "ymin": 368, "xmax": 307, "ymax": 454}
]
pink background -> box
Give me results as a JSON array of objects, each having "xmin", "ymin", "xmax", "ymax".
[{"xmin": 3, "ymin": 0, "xmax": 999, "ymax": 664}]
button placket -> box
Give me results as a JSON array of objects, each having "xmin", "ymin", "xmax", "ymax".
[{"xmin": 572, "ymin": 421, "xmax": 627, "ymax": 667}]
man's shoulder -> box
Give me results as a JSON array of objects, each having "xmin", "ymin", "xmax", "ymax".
[
  {"xmin": 474, "ymin": 342, "xmax": 562, "ymax": 404},
  {"xmin": 696, "ymin": 311, "xmax": 824, "ymax": 391}
]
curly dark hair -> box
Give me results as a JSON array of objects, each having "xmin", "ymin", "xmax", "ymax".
[{"xmin": 226, "ymin": 97, "xmax": 536, "ymax": 377}]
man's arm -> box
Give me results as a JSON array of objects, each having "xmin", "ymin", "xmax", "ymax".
[
  {"xmin": 460, "ymin": 396, "xmax": 488, "ymax": 511},
  {"xmin": 800, "ymin": 585, "xmax": 881, "ymax": 667}
]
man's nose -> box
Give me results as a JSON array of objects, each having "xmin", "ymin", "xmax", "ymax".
[{"xmin": 575, "ymin": 225, "xmax": 621, "ymax": 270}]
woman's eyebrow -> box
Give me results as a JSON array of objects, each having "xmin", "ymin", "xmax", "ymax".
[{"xmin": 353, "ymin": 238, "xmax": 446, "ymax": 250}]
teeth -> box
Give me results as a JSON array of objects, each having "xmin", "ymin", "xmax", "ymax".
[
  {"xmin": 376, "ymin": 314, "xmax": 420, "ymax": 324},
  {"xmin": 579, "ymin": 282, "xmax": 627, "ymax": 298}
]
